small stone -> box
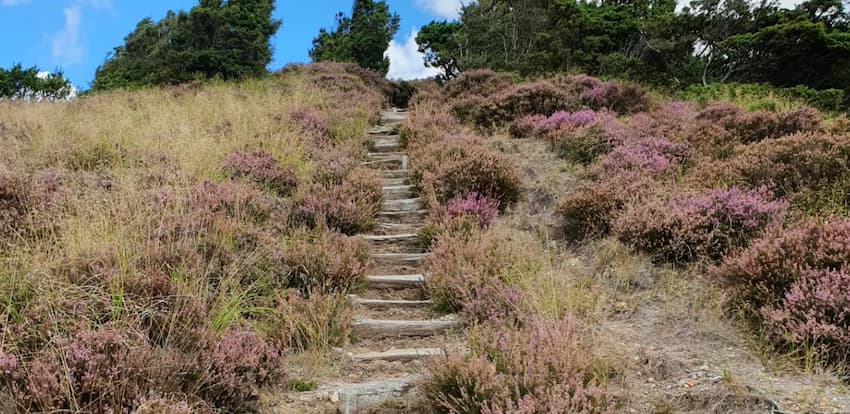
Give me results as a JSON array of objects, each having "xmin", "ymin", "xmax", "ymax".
[
  {"xmin": 329, "ymin": 391, "xmax": 340, "ymax": 403},
  {"xmin": 683, "ymin": 379, "xmax": 699, "ymax": 388}
]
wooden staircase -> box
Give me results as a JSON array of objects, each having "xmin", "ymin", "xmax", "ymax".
[{"xmin": 288, "ymin": 109, "xmax": 461, "ymax": 413}]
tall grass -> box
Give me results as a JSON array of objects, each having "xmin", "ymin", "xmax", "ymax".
[{"xmin": 0, "ymin": 63, "xmax": 388, "ymax": 412}]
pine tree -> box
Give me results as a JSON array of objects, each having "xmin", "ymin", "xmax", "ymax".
[{"xmin": 309, "ymin": 0, "xmax": 400, "ymax": 75}]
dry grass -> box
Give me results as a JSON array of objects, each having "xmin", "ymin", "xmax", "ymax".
[{"xmin": 0, "ymin": 64, "xmax": 388, "ymax": 412}]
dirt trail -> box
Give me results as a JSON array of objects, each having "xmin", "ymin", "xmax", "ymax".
[{"xmin": 267, "ymin": 110, "xmax": 462, "ymax": 413}]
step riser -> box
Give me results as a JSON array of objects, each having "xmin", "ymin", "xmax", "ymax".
[
  {"xmin": 381, "ymin": 178, "xmax": 407, "ymax": 187},
  {"xmin": 349, "ymin": 349, "xmax": 442, "ymax": 363},
  {"xmin": 365, "ymin": 275, "xmax": 425, "ymax": 289},
  {"xmin": 372, "ymin": 254, "xmax": 427, "ymax": 267},
  {"xmin": 371, "ymin": 140, "xmax": 402, "ymax": 153},
  {"xmin": 353, "ymin": 320, "xmax": 459, "ymax": 338},
  {"xmin": 362, "ymin": 234, "xmax": 422, "ymax": 253},
  {"xmin": 373, "ymin": 223, "xmax": 422, "ymax": 236},
  {"xmin": 363, "ymin": 159, "xmax": 402, "ymax": 170},
  {"xmin": 349, "ymin": 295, "xmax": 432, "ymax": 308},
  {"xmin": 383, "ymin": 191, "xmax": 415, "ymax": 201},
  {"xmin": 377, "ymin": 210, "xmax": 427, "ymax": 225},
  {"xmin": 378, "ymin": 170, "xmax": 410, "ymax": 179},
  {"xmin": 382, "ymin": 199, "xmax": 423, "ymax": 213}
]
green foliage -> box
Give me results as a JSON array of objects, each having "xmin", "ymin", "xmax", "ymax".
[
  {"xmin": 416, "ymin": 21, "xmax": 461, "ymax": 81},
  {"xmin": 309, "ymin": 0, "xmax": 400, "ymax": 75},
  {"xmin": 0, "ymin": 64, "xmax": 73, "ymax": 100},
  {"xmin": 92, "ymin": 0, "xmax": 281, "ymax": 90},
  {"xmin": 681, "ymin": 82, "xmax": 846, "ymax": 112},
  {"xmin": 418, "ymin": 0, "xmax": 850, "ymax": 104}
]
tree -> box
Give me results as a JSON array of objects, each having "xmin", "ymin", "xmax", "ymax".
[
  {"xmin": 93, "ymin": 0, "xmax": 281, "ymax": 90},
  {"xmin": 416, "ymin": 21, "xmax": 463, "ymax": 81},
  {"xmin": 0, "ymin": 64, "xmax": 73, "ymax": 100},
  {"xmin": 309, "ymin": 0, "xmax": 400, "ymax": 75}
]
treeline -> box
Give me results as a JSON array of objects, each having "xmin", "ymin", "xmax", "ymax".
[
  {"xmin": 92, "ymin": 0, "xmax": 280, "ymax": 91},
  {"xmin": 0, "ymin": 64, "xmax": 73, "ymax": 100},
  {"xmin": 416, "ymin": 0, "xmax": 850, "ymax": 101}
]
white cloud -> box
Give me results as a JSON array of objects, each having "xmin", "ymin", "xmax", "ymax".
[
  {"xmin": 415, "ymin": 0, "xmax": 463, "ymax": 19},
  {"xmin": 777, "ymin": 0, "xmax": 803, "ymax": 8},
  {"xmin": 1, "ymin": 0, "xmax": 31, "ymax": 6},
  {"xmin": 385, "ymin": 28, "xmax": 442, "ymax": 81},
  {"xmin": 49, "ymin": 5, "xmax": 84, "ymax": 66}
]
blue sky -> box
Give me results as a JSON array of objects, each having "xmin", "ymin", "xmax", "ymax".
[{"xmin": 0, "ymin": 0, "xmax": 459, "ymax": 90}]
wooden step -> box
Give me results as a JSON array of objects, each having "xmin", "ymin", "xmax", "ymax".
[
  {"xmin": 375, "ymin": 222, "xmax": 422, "ymax": 235},
  {"xmin": 372, "ymin": 253, "xmax": 428, "ymax": 266},
  {"xmin": 381, "ymin": 111, "xmax": 408, "ymax": 123},
  {"xmin": 382, "ymin": 198, "xmax": 422, "ymax": 212},
  {"xmin": 348, "ymin": 295, "xmax": 431, "ymax": 308},
  {"xmin": 362, "ymin": 153, "xmax": 407, "ymax": 170},
  {"xmin": 361, "ymin": 233, "xmax": 423, "ymax": 253},
  {"xmin": 377, "ymin": 209, "xmax": 427, "ymax": 224},
  {"xmin": 360, "ymin": 233, "xmax": 418, "ymax": 243},
  {"xmin": 381, "ymin": 177, "xmax": 407, "ymax": 187},
  {"xmin": 353, "ymin": 318, "xmax": 459, "ymax": 338},
  {"xmin": 348, "ymin": 348, "xmax": 443, "ymax": 363},
  {"xmin": 383, "ymin": 185, "xmax": 415, "ymax": 201},
  {"xmin": 365, "ymin": 274, "xmax": 425, "ymax": 289},
  {"xmin": 370, "ymin": 138, "xmax": 402, "ymax": 154},
  {"xmin": 377, "ymin": 169, "xmax": 410, "ymax": 179},
  {"xmin": 383, "ymin": 184, "xmax": 414, "ymax": 193}
]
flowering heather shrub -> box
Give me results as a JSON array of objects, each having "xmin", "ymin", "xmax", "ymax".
[
  {"xmin": 402, "ymin": 98, "xmax": 465, "ymax": 151},
  {"xmin": 310, "ymin": 145, "xmax": 357, "ymax": 186},
  {"xmin": 765, "ymin": 268, "xmax": 850, "ymax": 359},
  {"xmin": 512, "ymin": 110, "xmax": 601, "ymax": 139},
  {"xmin": 288, "ymin": 110, "xmax": 332, "ymax": 143},
  {"xmin": 713, "ymin": 106, "xmax": 824, "ymax": 143},
  {"xmin": 1, "ymin": 328, "xmax": 148, "ymax": 412},
  {"xmin": 713, "ymin": 218, "xmax": 850, "ymax": 360},
  {"xmin": 282, "ymin": 228, "xmax": 371, "ymax": 295},
  {"xmin": 295, "ymin": 167, "xmax": 383, "ymax": 234},
  {"xmin": 695, "ymin": 102, "xmax": 743, "ymax": 125},
  {"xmin": 223, "ymin": 149, "xmax": 298, "ymax": 195},
  {"xmin": 412, "ymin": 134, "xmax": 522, "ymax": 206},
  {"xmin": 443, "ymin": 69, "xmax": 514, "ymax": 99},
  {"xmin": 624, "ymin": 102, "xmax": 702, "ymax": 145},
  {"xmin": 712, "ymin": 218, "xmax": 850, "ymax": 317},
  {"xmin": 829, "ymin": 114, "xmax": 850, "ymax": 134},
  {"xmin": 489, "ymin": 81, "xmax": 581, "ymax": 126},
  {"xmin": 556, "ymin": 74, "xmax": 604, "ymax": 91},
  {"xmin": 189, "ymin": 180, "xmax": 274, "ymax": 224},
  {"xmin": 421, "ymin": 318, "xmax": 614, "ymax": 414},
  {"xmin": 439, "ymin": 192, "xmax": 500, "ymax": 228},
  {"xmin": 728, "ymin": 110, "xmax": 781, "ymax": 143},
  {"xmin": 613, "ymin": 187, "xmax": 787, "ymax": 263},
  {"xmin": 511, "ymin": 114, "xmax": 548, "ymax": 138},
  {"xmin": 201, "ymin": 328, "xmax": 285, "ymax": 411},
  {"xmin": 556, "ymin": 176, "xmax": 659, "ymax": 242},
  {"xmin": 687, "ymin": 132, "xmax": 850, "ymax": 197},
  {"xmin": 582, "ymin": 80, "xmax": 650, "ymax": 114},
  {"xmin": 455, "ymin": 81, "xmax": 581, "ymax": 129},
  {"xmin": 0, "ymin": 172, "xmax": 28, "ymax": 238},
  {"xmin": 681, "ymin": 121, "xmax": 738, "ymax": 159},
  {"xmin": 595, "ymin": 138, "xmax": 692, "ymax": 179},
  {"xmin": 547, "ymin": 112, "xmax": 627, "ymax": 164},
  {"xmin": 778, "ymin": 106, "xmax": 823, "ymax": 135},
  {"xmin": 424, "ymin": 230, "xmax": 537, "ymax": 322}
]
